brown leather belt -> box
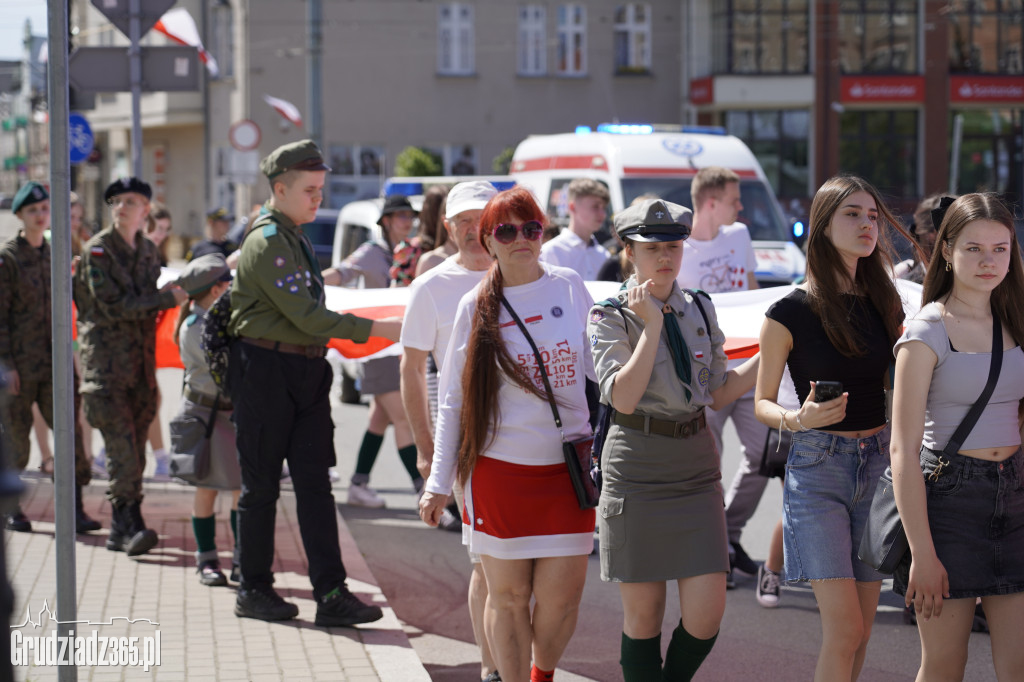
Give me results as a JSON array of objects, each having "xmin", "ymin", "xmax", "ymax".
[
  {"xmin": 183, "ymin": 388, "xmax": 233, "ymax": 410},
  {"xmin": 241, "ymin": 336, "xmax": 327, "ymax": 359},
  {"xmin": 614, "ymin": 409, "xmax": 707, "ymax": 439}
]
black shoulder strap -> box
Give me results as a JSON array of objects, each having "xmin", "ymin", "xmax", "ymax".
[
  {"xmin": 684, "ymin": 288, "xmax": 712, "ymax": 333},
  {"xmin": 944, "ymin": 311, "xmax": 1002, "ymax": 456}
]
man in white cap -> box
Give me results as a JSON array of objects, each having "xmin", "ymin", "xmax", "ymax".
[{"xmin": 399, "ymin": 180, "xmax": 501, "ymax": 682}]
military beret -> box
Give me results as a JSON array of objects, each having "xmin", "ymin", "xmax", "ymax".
[
  {"xmin": 259, "ymin": 139, "xmax": 331, "ymax": 179},
  {"xmin": 104, "ymin": 177, "xmax": 152, "ymax": 203},
  {"xmin": 175, "ymin": 253, "xmax": 232, "ymax": 296},
  {"xmin": 11, "ymin": 181, "xmax": 49, "ymax": 215},
  {"xmin": 615, "ymin": 198, "xmax": 692, "ymax": 243},
  {"xmin": 207, "ymin": 207, "xmax": 234, "ymax": 222}
]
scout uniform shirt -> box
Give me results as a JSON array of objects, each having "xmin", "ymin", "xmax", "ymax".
[
  {"xmin": 0, "ymin": 235, "xmax": 52, "ymax": 381},
  {"xmin": 588, "ymin": 278, "xmax": 727, "ymax": 419},
  {"xmin": 229, "ymin": 204, "xmax": 372, "ymax": 346},
  {"xmin": 76, "ymin": 227, "xmax": 177, "ymax": 393}
]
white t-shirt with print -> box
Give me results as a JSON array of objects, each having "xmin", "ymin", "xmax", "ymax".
[
  {"xmin": 426, "ymin": 264, "xmax": 596, "ymax": 495},
  {"xmin": 676, "ymin": 222, "xmax": 757, "ymax": 293},
  {"xmin": 400, "ymin": 256, "xmax": 487, "ymax": 369}
]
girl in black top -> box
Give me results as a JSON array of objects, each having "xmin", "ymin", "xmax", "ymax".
[{"xmin": 754, "ymin": 176, "xmax": 916, "ymax": 681}]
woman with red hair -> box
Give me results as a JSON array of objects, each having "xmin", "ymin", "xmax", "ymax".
[{"xmin": 420, "ymin": 187, "xmax": 595, "ymax": 682}]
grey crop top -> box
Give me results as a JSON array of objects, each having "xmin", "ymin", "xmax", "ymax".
[{"xmin": 894, "ymin": 302, "xmax": 1024, "ymax": 451}]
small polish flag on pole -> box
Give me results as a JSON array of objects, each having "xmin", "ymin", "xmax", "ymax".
[
  {"xmin": 154, "ymin": 8, "xmax": 219, "ymax": 77},
  {"xmin": 263, "ymin": 94, "xmax": 304, "ymax": 128}
]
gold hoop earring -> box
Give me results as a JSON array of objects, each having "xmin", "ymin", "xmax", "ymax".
[{"xmin": 945, "ymin": 261, "xmax": 952, "ymax": 272}]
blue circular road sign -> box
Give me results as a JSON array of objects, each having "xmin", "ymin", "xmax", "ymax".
[{"xmin": 68, "ymin": 113, "xmax": 94, "ymax": 165}]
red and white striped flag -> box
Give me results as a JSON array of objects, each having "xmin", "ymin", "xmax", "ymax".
[
  {"xmin": 263, "ymin": 94, "xmax": 304, "ymax": 128},
  {"xmin": 154, "ymin": 8, "xmax": 219, "ymax": 77}
]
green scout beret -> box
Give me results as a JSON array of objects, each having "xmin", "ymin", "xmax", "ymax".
[
  {"xmin": 174, "ymin": 253, "xmax": 233, "ymax": 296},
  {"xmin": 615, "ymin": 198, "xmax": 693, "ymax": 243},
  {"xmin": 12, "ymin": 181, "xmax": 49, "ymax": 214},
  {"xmin": 259, "ymin": 139, "xmax": 331, "ymax": 179}
]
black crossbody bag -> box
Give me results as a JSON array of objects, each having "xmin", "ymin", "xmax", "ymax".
[
  {"xmin": 858, "ymin": 312, "xmax": 1002, "ymax": 573},
  {"xmin": 500, "ymin": 296, "xmax": 599, "ymax": 510}
]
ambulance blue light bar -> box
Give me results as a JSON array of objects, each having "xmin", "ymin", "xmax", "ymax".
[{"xmin": 596, "ymin": 123, "xmax": 654, "ymax": 135}]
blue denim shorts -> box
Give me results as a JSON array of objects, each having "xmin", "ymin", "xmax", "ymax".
[
  {"xmin": 893, "ymin": 447, "xmax": 1024, "ymax": 599},
  {"xmin": 783, "ymin": 426, "xmax": 890, "ymax": 583}
]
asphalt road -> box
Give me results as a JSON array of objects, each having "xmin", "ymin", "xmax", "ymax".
[{"xmin": 321, "ymin": 361, "xmax": 999, "ymax": 682}]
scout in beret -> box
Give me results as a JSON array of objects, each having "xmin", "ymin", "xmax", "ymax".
[
  {"xmin": 226, "ymin": 140, "xmax": 399, "ymax": 625},
  {"xmin": 104, "ymin": 176, "xmax": 152, "ymax": 203},
  {"xmin": 588, "ymin": 197, "xmax": 759, "ymax": 681}
]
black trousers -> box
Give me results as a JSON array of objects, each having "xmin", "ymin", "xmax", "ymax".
[{"xmin": 229, "ymin": 342, "xmax": 344, "ymax": 599}]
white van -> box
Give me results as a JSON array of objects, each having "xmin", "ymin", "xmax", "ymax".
[{"xmin": 510, "ymin": 125, "xmax": 805, "ymax": 285}]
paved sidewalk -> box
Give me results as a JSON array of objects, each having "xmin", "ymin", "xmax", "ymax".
[{"xmin": 5, "ymin": 474, "xmax": 430, "ymax": 681}]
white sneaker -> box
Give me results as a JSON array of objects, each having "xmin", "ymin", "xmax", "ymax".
[
  {"xmin": 153, "ymin": 453, "xmax": 171, "ymax": 481},
  {"xmin": 328, "ymin": 468, "xmax": 341, "ymax": 483},
  {"xmin": 756, "ymin": 565, "xmax": 781, "ymax": 608},
  {"xmin": 347, "ymin": 482, "xmax": 385, "ymax": 508}
]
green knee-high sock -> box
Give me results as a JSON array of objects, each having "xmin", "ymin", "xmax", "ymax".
[
  {"xmin": 192, "ymin": 515, "xmax": 217, "ymax": 554},
  {"xmin": 397, "ymin": 444, "xmax": 421, "ymax": 484},
  {"xmin": 662, "ymin": 621, "xmax": 717, "ymax": 682},
  {"xmin": 229, "ymin": 509, "xmax": 238, "ymax": 549},
  {"xmin": 352, "ymin": 432, "xmax": 385, "ymax": 483},
  {"xmin": 621, "ymin": 632, "xmax": 662, "ymax": 682}
]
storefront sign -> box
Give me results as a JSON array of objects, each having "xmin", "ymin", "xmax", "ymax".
[
  {"xmin": 690, "ymin": 77, "xmax": 714, "ymax": 105},
  {"xmin": 840, "ymin": 76, "xmax": 924, "ymax": 103},
  {"xmin": 951, "ymin": 75, "xmax": 1024, "ymax": 103}
]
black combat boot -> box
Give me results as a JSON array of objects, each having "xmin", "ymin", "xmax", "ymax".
[
  {"xmin": 75, "ymin": 486, "xmax": 101, "ymax": 534},
  {"xmin": 105, "ymin": 503, "xmax": 129, "ymax": 551},
  {"xmin": 123, "ymin": 501, "xmax": 158, "ymax": 556}
]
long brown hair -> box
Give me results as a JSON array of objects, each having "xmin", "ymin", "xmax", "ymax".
[
  {"xmin": 419, "ymin": 185, "xmax": 449, "ymax": 251},
  {"xmin": 804, "ymin": 176, "xmax": 918, "ymax": 356},
  {"xmin": 456, "ymin": 187, "xmax": 548, "ymax": 484},
  {"xmin": 922, "ymin": 193, "xmax": 1024, "ymax": 347}
]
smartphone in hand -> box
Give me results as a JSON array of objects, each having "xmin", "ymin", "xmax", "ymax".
[{"xmin": 814, "ymin": 381, "xmax": 843, "ymax": 402}]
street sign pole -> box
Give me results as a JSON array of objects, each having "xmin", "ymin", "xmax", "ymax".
[
  {"xmin": 46, "ymin": 0, "xmax": 79, "ymax": 678},
  {"xmin": 130, "ymin": 0, "xmax": 143, "ymax": 177}
]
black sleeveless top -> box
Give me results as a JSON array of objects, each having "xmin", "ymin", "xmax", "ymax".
[{"xmin": 765, "ymin": 289, "xmax": 890, "ymax": 431}]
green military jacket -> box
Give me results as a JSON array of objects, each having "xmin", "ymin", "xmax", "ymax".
[
  {"xmin": 0, "ymin": 235, "xmax": 53, "ymax": 381},
  {"xmin": 75, "ymin": 226, "xmax": 177, "ymax": 393},
  {"xmin": 228, "ymin": 203, "xmax": 372, "ymax": 346}
]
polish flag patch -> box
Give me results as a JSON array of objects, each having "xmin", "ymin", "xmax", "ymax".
[
  {"xmin": 90, "ymin": 246, "xmax": 105, "ymax": 257},
  {"xmin": 694, "ymin": 350, "xmax": 704, "ymax": 359}
]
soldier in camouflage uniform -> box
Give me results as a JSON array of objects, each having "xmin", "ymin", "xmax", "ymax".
[
  {"xmin": 75, "ymin": 177, "xmax": 186, "ymax": 556},
  {"xmin": 0, "ymin": 181, "xmax": 100, "ymax": 533},
  {"xmin": 228, "ymin": 139, "xmax": 400, "ymax": 625}
]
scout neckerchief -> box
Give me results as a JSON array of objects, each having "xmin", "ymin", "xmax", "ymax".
[{"xmin": 620, "ymin": 279, "xmax": 694, "ymax": 401}]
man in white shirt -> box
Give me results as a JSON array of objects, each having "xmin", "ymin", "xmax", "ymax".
[
  {"xmin": 676, "ymin": 167, "xmax": 766, "ymax": 587},
  {"xmin": 538, "ymin": 177, "xmax": 610, "ymax": 280},
  {"xmin": 398, "ymin": 180, "xmax": 499, "ymax": 682}
]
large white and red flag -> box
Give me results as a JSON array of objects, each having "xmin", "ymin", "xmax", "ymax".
[
  {"xmin": 262, "ymin": 94, "xmax": 303, "ymax": 128},
  {"xmin": 154, "ymin": 8, "xmax": 219, "ymax": 77}
]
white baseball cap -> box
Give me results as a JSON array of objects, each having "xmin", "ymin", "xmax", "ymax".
[{"xmin": 445, "ymin": 181, "xmax": 498, "ymax": 219}]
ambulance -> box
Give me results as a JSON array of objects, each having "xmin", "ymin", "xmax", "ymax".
[{"xmin": 510, "ymin": 124, "xmax": 805, "ymax": 285}]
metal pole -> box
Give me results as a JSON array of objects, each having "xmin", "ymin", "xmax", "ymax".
[
  {"xmin": 949, "ymin": 113, "xmax": 963, "ymax": 195},
  {"xmin": 46, "ymin": 0, "xmax": 78, "ymax": 678},
  {"xmin": 129, "ymin": 0, "xmax": 143, "ymax": 176},
  {"xmin": 202, "ymin": 0, "xmax": 211, "ymax": 209},
  {"xmin": 307, "ymin": 0, "xmax": 322, "ymax": 149}
]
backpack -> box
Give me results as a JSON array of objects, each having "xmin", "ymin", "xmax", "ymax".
[
  {"xmin": 201, "ymin": 286, "xmax": 235, "ymax": 391},
  {"xmin": 589, "ymin": 288, "xmax": 711, "ymax": 489}
]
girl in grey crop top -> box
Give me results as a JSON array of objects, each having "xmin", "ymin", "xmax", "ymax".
[{"xmin": 894, "ymin": 302, "xmax": 1024, "ymax": 451}]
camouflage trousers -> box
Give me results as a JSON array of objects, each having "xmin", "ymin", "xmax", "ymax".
[
  {"xmin": 5, "ymin": 376, "xmax": 92, "ymax": 486},
  {"xmin": 83, "ymin": 381, "xmax": 157, "ymax": 506}
]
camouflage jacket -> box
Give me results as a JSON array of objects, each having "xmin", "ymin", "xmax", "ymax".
[
  {"xmin": 0, "ymin": 235, "xmax": 53, "ymax": 381},
  {"xmin": 75, "ymin": 226, "xmax": 177, "ymax": 393},
  {"xmin": 228, "ymin": 204, "xmax": 372, "ymax": 346}
]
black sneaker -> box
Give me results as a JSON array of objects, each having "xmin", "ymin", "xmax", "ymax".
[
  {"xmin": 5, "ymin": 510, "xmax": 31, "ymax": 533},
  {"xmin": 482, "ymin": 672, "xmax": 502, "ymax": 682},
  {"xmin": 315, "ymin": 586, "xmax": 383, "ymax": 627},
  {"xmin": 235, "ymin": 586, "xmax": 299, "ymax": 621},
  {"xmin": 230, "ymin": 563, "xmax": 241, "ymax": 584},
  {"xmin": 730, "ymin": 542, "xmax": 759, "ymax": 576},
  {"xmin": 198, "ymin": 561, "xmax": 228, "ymax": 587}
]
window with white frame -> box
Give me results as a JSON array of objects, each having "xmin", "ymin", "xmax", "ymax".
[
  {"xmin": 438, "ymin": 3, "xmax": 474, "ymax": 75},
  {"xmin": 518, "ymin": 5, "xmax": 547, "ymax": 76},
  {"xmin": 614, "ymin": 3, "xmax": 652, "ymax": 73},
  {"xmin": 556, "ymin": 4, "xmax": 587, "ymax": 76}
]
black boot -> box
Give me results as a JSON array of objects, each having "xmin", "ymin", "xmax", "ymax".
[
  {"xmin": 106, "ymin": 503, "xmax": 129, "ymax": 551},
  {"xmin": 75, "ymin": 487, "xmax": 101, "ymax": 534},
  {"xmin": 123, "ymin": 501, "xmax": 158, "ymax": 557}
]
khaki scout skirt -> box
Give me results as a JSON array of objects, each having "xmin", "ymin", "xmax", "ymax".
[{"xmin": 598, "ymin": 420, "xmax": 729, "ymax": 583}]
